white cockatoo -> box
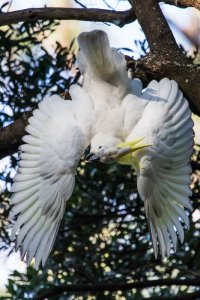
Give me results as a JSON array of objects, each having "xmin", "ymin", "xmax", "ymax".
[{"xmin": 10, "ymin": 30, "xmax": 194, "ymax": 269}]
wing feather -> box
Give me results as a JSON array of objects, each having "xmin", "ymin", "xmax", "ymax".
[
  {"xmin": 22, "ymin": 135, "xmax": 41, "ymax": 146},
  {"xmin": 10, "ymin": 95, "xmax": 90, "ymax": 268},
  {"xmin": 26, "ymin": 124, "xmax": 40, "ymax": 137},
  {"xmin": 127, "ymin": 78, "xmax": 194, "ymax": 258}
]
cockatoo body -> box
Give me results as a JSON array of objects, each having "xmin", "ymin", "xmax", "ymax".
[{"xmin": 10, "ymin": 30, "xmax": 194, "ymax": 269}]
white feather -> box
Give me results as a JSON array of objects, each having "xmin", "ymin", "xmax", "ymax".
[
  {"xmin": 129, "ymin": 78, "xmax": 193, "ymax": 258},
  {"xmin": 35, "ymin": 222, "xmax": 55, "ymax": 269},
  {"xmin": 20, "ymin": 153, "xmax": 40, "ymax": 161},
  {"xmin": 22, "ymin": 135, "xmax": 41, "ymax": 146},
  {"xmin": 11, "ymin": 92, "xmax": 90, "ymax": 269},
  {"xmin": 15, "ymin": 208, "xmax": 41, "ymax": 249},
  {"xmin": 13, "ymin": 173, "xmax": 39, "ymax": 182},
  {"xmin": 11, "ymin": 203, "xmax": 39, "ymax": 239},
  {"xmin": 20, "ymin": 144, "xmax": 40, "ymax": 154},
  {"xmin": 25, "ymin": 124, "xmax": 40, "ymax": 137}
]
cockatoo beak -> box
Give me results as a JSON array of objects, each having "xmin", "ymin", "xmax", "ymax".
[
  {"xmin": 86, "ymin": 153, "xmax": 100, "ymax": 162},
  {"xmin": 117, "ymin": 138, "xmax": 152, "ymax": 155}
]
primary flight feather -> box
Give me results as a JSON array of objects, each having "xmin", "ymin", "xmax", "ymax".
[{"xmin": 10, "ymin": 30, "xmax": 194, "ymax": 268}]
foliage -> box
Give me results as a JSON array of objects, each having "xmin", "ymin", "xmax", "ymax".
[{"xmin": 0, "ymin": 2, "xmax": 200, "ymax": 299}]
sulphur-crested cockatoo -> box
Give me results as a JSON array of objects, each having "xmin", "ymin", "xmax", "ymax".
[{"xmin": 10, "ymin": 30, "xmax": 194, "ymax": 269}]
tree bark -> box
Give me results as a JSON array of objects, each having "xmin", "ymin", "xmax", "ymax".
[
  {"xmin": 162, "ymin": 0, "xmax": 200, "ymax": 10},
  {"xmin": 0, "ymin": 111, "xmax": 32, "ymax": 160},
  {"xmin": 132, "ymin": 0, "xmax": 180, "ymax": 53},
  {"xmin": 129, "ymin": 0, "xmax": 200, "ymax": 114},
  {"xmin": 127, "ymin": 54, "xmax": 200, "ymax": 115}
]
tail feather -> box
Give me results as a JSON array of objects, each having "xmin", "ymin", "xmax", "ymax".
[
  {"xmin": 77, "ymin": 30, "xmax": 111, "ymax": 73},
  {"xmin": 77, "ymin": 30, "xmax": 128, "ymax": 87}
]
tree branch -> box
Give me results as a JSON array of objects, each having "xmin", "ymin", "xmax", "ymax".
[
  {"xmin": 131, "ymin": 0, "xmax": 180, "ymax": 54},
  {"xmin": 34, "ymin": 279, "xmax": 200, "ymax": 299},
  {"xmin": 161, "ymin": 0, "xmax": 200, "ymax": 11},
  {"xmin": 0, "ymin": 111, "xmax": 32, "ymax": 160},
  {"xmin": 129, "ymin": 0, "xmax": 200, "ymax": 114},
  {"xmin": 148, "ymin": 291, "xmax": 200, "ymax": 300},
  {"xmin": 128, "ymin": 54, "xmax": 200, "ymax": 115},
  {"xmin": 0, "ymin": 7, "xmax": 136, "ymax": 28},
  {"xmin": 0, "ymin": 2, "xmax": 199, "ymax": 30}
]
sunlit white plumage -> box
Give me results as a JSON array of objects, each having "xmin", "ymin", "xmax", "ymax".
[{"xmin": 10, "ymin": 30, "xmax": 194, "ymax": 268}]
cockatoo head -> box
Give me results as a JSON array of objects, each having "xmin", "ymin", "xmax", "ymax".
[
  {"xmin": 87, "ymin": 133, "xmax": 121, "ymax": 163},
  {"xmin": 87, "ymin": 133, "xmax": 150, "ymax": 164}
]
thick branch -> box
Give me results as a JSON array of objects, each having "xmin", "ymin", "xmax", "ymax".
[
  {"xmin": 131, "ymin": 0, "xmax": 181, "ymax": 54},
  {"xmin": 128, "ymin": 54, "xmax": 200, "ymax": 114},
  {"xmin": 179, "ymin": 0, "xmax": 200, "ymax": 9},
  {"xmin": 129, "ymin": 0, "xmax": 200, "ymax": 113},
  {"xmin": 162, "ymin": 0, "xmax": 200, "ymax": 10},
  {"xmin": 35, "ymin": 279, "xmax": 200, "ymax": 299},
  {"xmin": 0, "ymin": 111, "xmax": 32, "ymax": 160},
  {"xmin": 0, "ymin": 7, "xmax": 136, "ymax": 28}
]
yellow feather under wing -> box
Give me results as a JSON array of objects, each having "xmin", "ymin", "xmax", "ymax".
[
  {"xmin": 117, "ymin": 138, "xmax": 152, "ymax": 152},
  {"xmin": 116, "ymin": 138, "xmax": 152, "ymax": 168}
]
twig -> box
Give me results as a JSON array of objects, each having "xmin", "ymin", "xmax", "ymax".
[
  {"xmin": 7, "ymin": 0, "xmax": 13, "ymax": 12},
  {"xmin": 74, "ymin": 0, "xmax": 87, "ymax": 9}
]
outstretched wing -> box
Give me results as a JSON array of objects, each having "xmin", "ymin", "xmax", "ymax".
[
  {"xmin": 10, "ymin": 95, "xmax": 90, "ymax": 268},
  {"xmin": 127, "ymin": 78, "xmax": 194, "ymax": 258}
]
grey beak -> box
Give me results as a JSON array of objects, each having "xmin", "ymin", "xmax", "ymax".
[{"xmin": 86, "ymin": 153, "xmax": 100, "ymax": 162}]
